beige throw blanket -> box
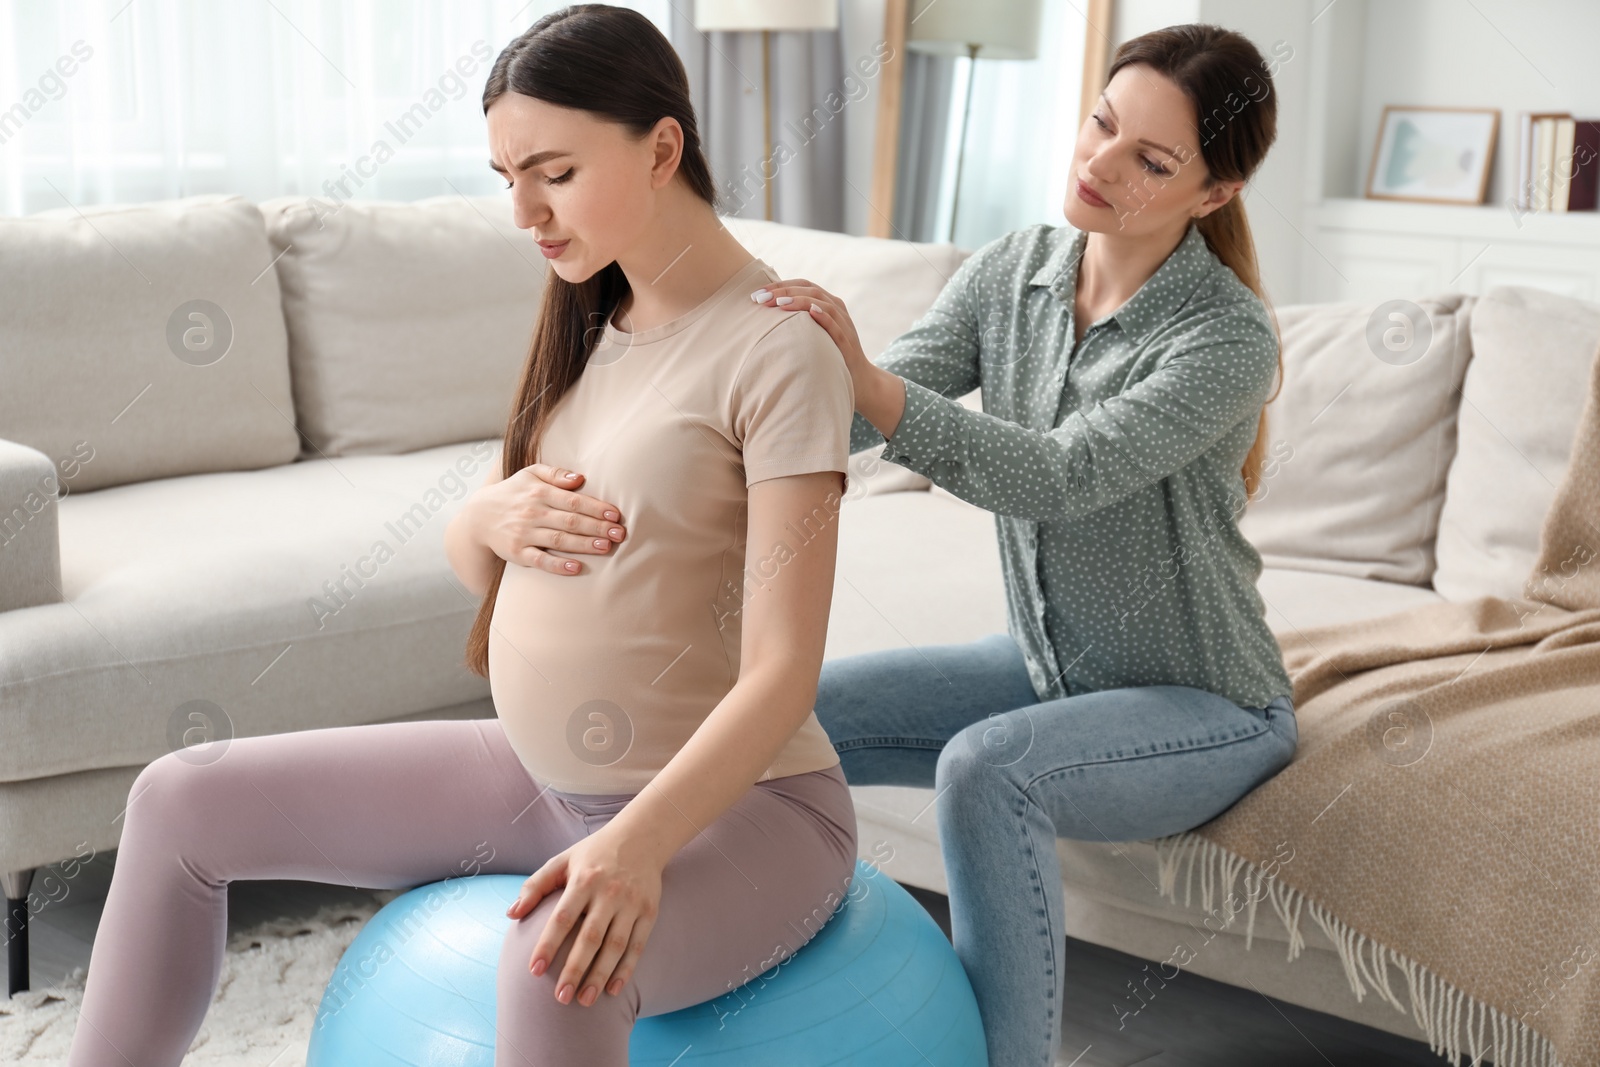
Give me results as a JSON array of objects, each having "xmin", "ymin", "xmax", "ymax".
[{"xmin": 1152, "ymin": 342, "xmax": 1600, "ymax": 1067}]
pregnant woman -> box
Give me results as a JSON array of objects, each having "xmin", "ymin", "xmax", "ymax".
[
  {"xmin": 509, "ymin": 23, "xmax": 1300, "ymax": 1067},
  {"xmin": 67, "ymin": 7, "xmax": 858, "ymax": 1066}
]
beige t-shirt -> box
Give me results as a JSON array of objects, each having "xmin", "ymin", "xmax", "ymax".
[{"xmin": 488, "ymin": 257, "xmax": 854, "ymax": 794}]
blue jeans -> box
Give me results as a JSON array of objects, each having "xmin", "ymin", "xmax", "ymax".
[{"xmin": 813, "ymin": 631, "xmax": 1298, "ymax": 1067}]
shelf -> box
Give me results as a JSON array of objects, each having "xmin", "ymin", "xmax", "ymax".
[
  {"xmin": 1314, "ymin": 198, "xmax": 1600, "ymax": 246},
  {"xmin": 1292, "ymin": 0, "xmax": 1600, "ymax": 302}
]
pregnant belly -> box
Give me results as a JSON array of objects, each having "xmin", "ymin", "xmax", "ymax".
[{"xmin": 487, "ymin": 559, "xmax": 738, "ymax": 788}]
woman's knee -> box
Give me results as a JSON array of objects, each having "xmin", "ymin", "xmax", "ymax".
[
  {"xmin": 124, "ymin": 748, "xmax": 223, "ymax": 834},
  {"xmin": 936, "ymin": 708, "xmax": 1032, "ymax": 791},
  {"xmin": 496, "ymin": 891, "xmax": 639, "ymax": 1051}
]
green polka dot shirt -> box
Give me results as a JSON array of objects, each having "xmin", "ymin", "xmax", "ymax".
[{"xmin": 850, "ymin": 221, "xmax": 1295, "ymax": 710}]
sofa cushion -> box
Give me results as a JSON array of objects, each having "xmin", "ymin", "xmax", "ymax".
[
  {"xmin": 259, "ymin": 193, "xmax": 545, "ymax": 459},
  {"xmin": 0, "ymin": 440, "xmax": 502, "ymax": 783},
  {"xmin": 1237, "ymin": 294, "xmax": 1474, "ymax": 586},
  {"xmin": 827, "ymin": 488, "xmax": 1008, "ymax": 659},
  {"xmin": 1431, "ymin": 286, "xmax": 1600, "ymax": 602},
  {"xmin": 825, "ymin": 496, "xmax": 1443, "ymax": 694},
  {"xmin": 0, "ymin": 194, "xmax": 300, "ymax": 492},
  {"xmin": 1255, "ymin": 565, "xmax": 1443, "ymax": 635}
]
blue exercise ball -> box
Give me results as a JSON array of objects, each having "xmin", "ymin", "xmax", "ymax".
[{"xmin": 305, "ymin": 859, "xmax": 988, "ymax": 1065}]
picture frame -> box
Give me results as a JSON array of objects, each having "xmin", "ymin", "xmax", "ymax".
[{"xmin": 1365, "ymin": 105, "xmax": 1499, "ymax": 205}]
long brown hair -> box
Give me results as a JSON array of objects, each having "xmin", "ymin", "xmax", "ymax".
[
  {"xmin": 1104, "ymin": 24, "xmax": 1283, "ymax": 502},
  {"xmin": 464, "ymin": 4, "xmax": 717, "ymax": 677}
]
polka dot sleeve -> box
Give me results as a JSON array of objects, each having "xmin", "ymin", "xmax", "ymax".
[{"xmin": 882, "ymin": 303, "xmax": 1280, "ymax": 523}]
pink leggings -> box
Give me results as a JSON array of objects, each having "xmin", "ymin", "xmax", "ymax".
[{"xmin": 66, "ymin": 717, "xmax": 858, "ymax": 1066}]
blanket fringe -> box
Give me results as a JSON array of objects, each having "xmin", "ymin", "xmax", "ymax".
[{"xmin": 1151, "ymin": 832, "xmax": 1563, "ymax": 1067}]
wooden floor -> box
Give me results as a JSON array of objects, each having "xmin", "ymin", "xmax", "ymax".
[{"xmin": 17, "ymin": 850, "xmax": 1453, "ymax": 1066}]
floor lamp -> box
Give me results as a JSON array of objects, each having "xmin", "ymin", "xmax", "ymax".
[
  {"xmin": 907, "ymin": 0, "xmax": 1042, "ymax": 242},
  {"xmin": 693, "ymin": 0, "xmax": 839, "ymax": 221}
]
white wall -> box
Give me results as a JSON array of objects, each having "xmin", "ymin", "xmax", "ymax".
[
  {"xmin": 1113, "ymin": 0, "xmax": 1200, "ymax": 42},
  {"xmin": 1196, "ymin": 0, "xmax": 1315, "ymax": 307}
]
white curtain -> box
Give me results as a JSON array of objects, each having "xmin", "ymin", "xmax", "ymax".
[
  {"xmin": 0, "ymin": 0, "xmax": 673, "ymax": 217},
  {"xmin": 668, "ymin": 8, "xmax": 849, "ymax": 231},
  {"xmin": 890, "ymin": 49, "xmax": 955, "ymax": 242}
]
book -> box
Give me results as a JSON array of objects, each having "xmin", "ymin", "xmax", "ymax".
[
  {"xmin": 1553, "ymin": 117, "xmax": 1576, "ymax": 211},
  {"xmin": 1522, "ymin": 111, "xmax": 1572, "ymax": 211},
  {"xmin": 1518, "ymin": 111, "xmax": 1533, "ymax": 210},
  {"xmin": 1570, "ymin": 119, "xmax": 1600, "ymax": 212},
  {"xmin": 1536, "ymin": 116, "xmax": 1548, "ymax": 211}
]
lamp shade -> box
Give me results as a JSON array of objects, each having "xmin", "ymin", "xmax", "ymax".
[
  {"xmin": 693, "ymin": 0, "xmax": 838, "ymax": 32},
  {"xmin": 906, "ymin": 0, "xmax": 1041, "ymax": 60}
]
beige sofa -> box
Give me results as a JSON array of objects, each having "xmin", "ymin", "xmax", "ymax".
[{"xmin": 4, "ymin": 194, "xmax": 1598, "ymax": 1056}]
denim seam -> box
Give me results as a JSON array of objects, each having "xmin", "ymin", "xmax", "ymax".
[
  {"xmin": 1019, "ymin": 721, "xmax": 1274, "ymax": 794},
  {"xmin": 833, "ymin": 736, "xmax": 948, "ymax": 753},
  {"xmin": 1014, "ymin": 785, "xmax": 1060, "ymax": 1061}
]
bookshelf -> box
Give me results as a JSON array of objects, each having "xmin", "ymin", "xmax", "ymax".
[{"xmin": 1299, "ymin": 0, "xmax": 1600, "ymax": 303}]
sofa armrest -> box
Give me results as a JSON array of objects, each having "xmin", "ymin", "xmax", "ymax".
[{"xmin": 0, "ymin": 438, "xmax": 64, "ymax": 613}]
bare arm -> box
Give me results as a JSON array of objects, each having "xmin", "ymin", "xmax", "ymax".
[
  {"xmin": 443, "ymin": 459, "xmax": 505, "ymax": 597},
  {"xmin": 444, "ymin": 457, "xmax": 629, "ymax": 594}
]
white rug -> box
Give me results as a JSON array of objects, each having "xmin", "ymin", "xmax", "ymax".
[{"xmin": 0, "ymin": 890, "xmax": 403, "ymax": 1065}]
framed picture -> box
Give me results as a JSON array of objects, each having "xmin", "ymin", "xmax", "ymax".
[{"xmin": 1365, "ymin": 106, "xmax": 1499, "ymax": 205}]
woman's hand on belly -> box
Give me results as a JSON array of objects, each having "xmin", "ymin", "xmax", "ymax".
[
  {"xmin": 473, "ymin": 462, "xmax": 629, "ymax": 576},
  {"xmin": 506, "ymin": 822, "xmax": 663, "ymax": 1007}
]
